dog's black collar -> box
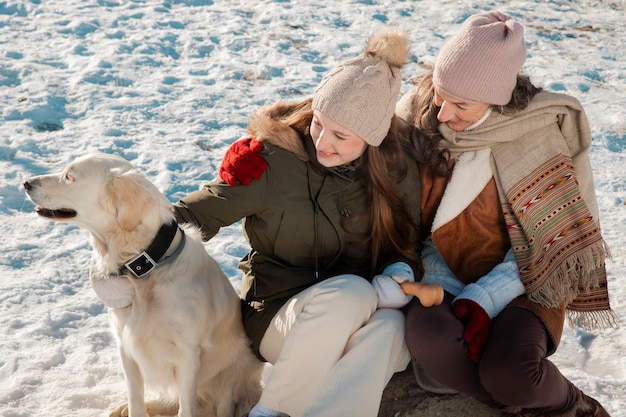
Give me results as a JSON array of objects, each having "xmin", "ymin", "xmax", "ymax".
[{"xmin": 123, "ymin": 221, "xmax": 181, "ymax": 278}]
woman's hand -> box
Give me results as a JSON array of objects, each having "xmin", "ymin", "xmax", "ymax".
[
  {"xmin": 372, "ymin": 274, "xmax": 413, "ymax": 308},
  {"xmin": 218, "ymin": 137, "xmax": 267, "ymax": 186},
  {"xmin": 453, "ymin": 299, "xmax": 491, "ymax": 362},
  {"xmin": 400, "ymin": 282, "xmax": 444, "ymax": 307}
]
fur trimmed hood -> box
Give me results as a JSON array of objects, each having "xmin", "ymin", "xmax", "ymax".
[{"xmin": 247, "ymin": 100, "xmax": 311, "ymax": 161}]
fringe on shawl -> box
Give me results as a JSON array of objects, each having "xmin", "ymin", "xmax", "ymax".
[
  {"xmin": 501, "ymin": 153, "xmax": 617, "ymax": 331},
  {"xmin": 525, "ymin": 240, "xmax": 610, "ymax": 306},
  {"xmin": 567, "ymin": 309, "xmax": 621, "ymax": 331},
  {"xmin": 524, "ymin": 239, "xmax": 618, "ymax": 330}
]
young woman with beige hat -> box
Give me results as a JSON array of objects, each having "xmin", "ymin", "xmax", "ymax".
[{"xmin": 174, "ymin": 29, "xmax": 443, "ymax": 417}]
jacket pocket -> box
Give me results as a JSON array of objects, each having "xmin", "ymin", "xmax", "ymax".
[{"xmin": 273, "ymin": 209, "xmax": 316, "ymax": 267}]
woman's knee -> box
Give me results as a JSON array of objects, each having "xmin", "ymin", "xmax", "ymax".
[
  {"xmin": 310, "ymin": 274, "xmax": 378, "ymax": 317},
  {"xmin": 480, "ymin": 330, "xmax": 548, "ymax": 404},
  {"xmin": 405, "ymin": 297, "xmax": 462, "ymax": 358},
  {"xmin": 406, "ymin": 295, "xmax": 460, "ymax": 338}
]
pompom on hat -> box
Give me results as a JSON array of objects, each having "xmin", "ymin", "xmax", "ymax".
[
  {"xmin": 312, "ymin": 29, "xmax": 410, "ymax": 146},
  {"xmin": 433, "ymin": 11, "xmax": 527, "ymax": 105}
]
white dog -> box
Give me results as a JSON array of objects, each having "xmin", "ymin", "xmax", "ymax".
[{"xmin": 24, "ymin": 153, "xmax": 263, "ymax": 417}]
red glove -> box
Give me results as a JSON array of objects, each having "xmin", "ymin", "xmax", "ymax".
[
  {"xmin": 453, "ymin": 299, "xmax": 491, "ymax": 362},
  {"xmin": 218, "ymin": 137, "xmax": 268, "ymax": 187}
]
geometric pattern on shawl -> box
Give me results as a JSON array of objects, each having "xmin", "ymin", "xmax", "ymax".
[{"xmin": 501, "ymin": 154, "xmax": 615, "ymax": 330}]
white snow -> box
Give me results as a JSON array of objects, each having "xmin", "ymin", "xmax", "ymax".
[{"xmin": 1, "ymin": 1, "xmax": 624, "ymax": 416}]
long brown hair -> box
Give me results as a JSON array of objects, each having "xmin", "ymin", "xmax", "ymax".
[
  {"xmin": 409, "ymin": 71, "xmax": 542, "ymax": 177},
  {"xmin": 360, "ymin": 116, "xmax": 420, "ymax": 273},
  {"xmin": 277, "ymin": 99, "xmax": 420, "ymax": 274}
]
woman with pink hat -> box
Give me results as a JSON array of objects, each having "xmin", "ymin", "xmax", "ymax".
[{"xmin": 396, "ymin": 10, "xmax": 617, "ymax": 417}]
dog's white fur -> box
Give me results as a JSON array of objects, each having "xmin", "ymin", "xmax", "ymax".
[{"xmin": 24, "ymin": 153, "xmax": 263, "ymax": 417}]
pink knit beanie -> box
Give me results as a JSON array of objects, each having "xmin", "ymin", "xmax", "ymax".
[
  {"xmin": 312, "ymin": 29, "xmax": 410, "ymax": 146},
  {"xmin": 433, "ymin": 11, "xmax": 527, "ymax": 105}
]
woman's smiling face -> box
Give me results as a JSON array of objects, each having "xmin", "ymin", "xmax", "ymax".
[
  {"xmin": 433, "ymin": 88, "xmax": 491, "ymax": 132},
  {"xmin": 310, "ymin": 110, "xmax": 368, "ymax": 167}
]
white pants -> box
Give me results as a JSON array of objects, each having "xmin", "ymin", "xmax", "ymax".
[{"xmin": 258, "ymin": 275, "xmax": 410, "ymax": 417}]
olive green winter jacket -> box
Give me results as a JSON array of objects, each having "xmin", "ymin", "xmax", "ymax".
[{"xmin": 174, "ymin": 101, "xmax": 422, "ymax": 355}]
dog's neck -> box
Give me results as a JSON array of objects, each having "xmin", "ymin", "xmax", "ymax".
[
  {"xmin": 91, "ymin": 219, "xmax": 182, "ymax": 276},
  {"xmin": 122, "ymin": 221, "xmax": 181, "ymax": 278}
]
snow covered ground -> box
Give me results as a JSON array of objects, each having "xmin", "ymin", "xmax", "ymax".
[{"xmin": 1, "ymin": 1, "xmax": 624, "ymax": 416}]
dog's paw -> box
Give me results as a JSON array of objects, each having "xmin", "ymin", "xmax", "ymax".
[
  {"xmin": 109, "ymin": 399, "xmax": 176, "ymax": 417},
  {"xmin": 108, "ymin": 403, "xmax": 130, "ymax": 417}
]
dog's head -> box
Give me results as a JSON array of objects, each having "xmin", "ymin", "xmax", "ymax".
[{"xmin": 24, "ymin": 153, "xmax": 174, "ymax": 254}]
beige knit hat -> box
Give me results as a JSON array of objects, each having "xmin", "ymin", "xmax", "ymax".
[
  {"xmin": 433, "ymin": 11, "xmax": 527, "ymax": 105},
  {"xmin": 312, "ymin": 29, "xmax": 410, "ymax": 146}
]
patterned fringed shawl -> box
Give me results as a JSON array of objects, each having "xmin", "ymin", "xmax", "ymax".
[{"xmin": 437, "ymin": 91, "xmax": 618, "ymax": 330}]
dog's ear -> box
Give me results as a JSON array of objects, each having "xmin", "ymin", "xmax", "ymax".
[{"xmin": 106, "ymin": 172, "xmax": 155, "ymax": 232}]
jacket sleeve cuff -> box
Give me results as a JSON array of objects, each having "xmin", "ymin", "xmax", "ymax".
[
  {"xmin": 454, "ymin": 284, "xmax": 496, "ymax": 318},
  {"xmin": 453, "ymin": 249, "xmax": 526, "ymax": 319},
  {"xmin": 382, "ymin": 261, "xmax": 415, "ymax": 284}
]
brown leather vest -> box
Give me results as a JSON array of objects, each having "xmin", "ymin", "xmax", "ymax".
[{"xmin": 420, "ymin": 160, "xmax": 566, "ymax": 351}]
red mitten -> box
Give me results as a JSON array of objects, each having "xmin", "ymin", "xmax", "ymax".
[
  {"xmin": 218, "ymin": 137, "xmax": 268, "ymax": 186},
  {"xmin": 453, "ymin": 299, "xmax": 491, "ymax": 362}
]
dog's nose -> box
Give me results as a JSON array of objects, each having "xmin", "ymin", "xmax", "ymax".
[{"xmin": 23, "ymin": 181, "xmax": 32, "ymax": 190}]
